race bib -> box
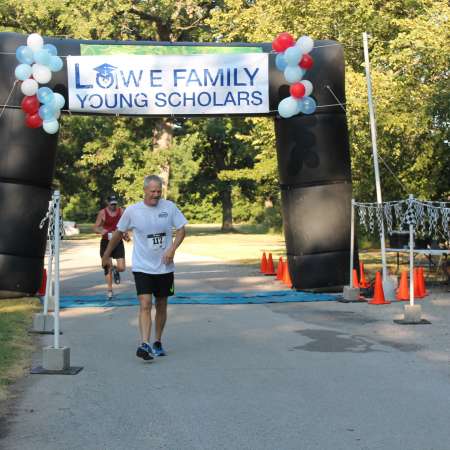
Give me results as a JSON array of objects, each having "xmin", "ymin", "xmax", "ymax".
[{"xmin": 147, "ymin": 232, "xmax": 167, "ymax": 251}]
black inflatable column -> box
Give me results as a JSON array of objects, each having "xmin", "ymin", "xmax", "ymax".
[
  {"xmin": 274, "ymin": 42, "xmax": 353, "ymax": 290},
  {"xmin": 0, "ymin": 34, "xmax": 58, "ymax": 296}
]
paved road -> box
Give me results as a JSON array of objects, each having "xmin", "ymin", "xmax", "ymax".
[{"xmin": 1, "ymin": 240, "xmax": 450, "ymax": 450}]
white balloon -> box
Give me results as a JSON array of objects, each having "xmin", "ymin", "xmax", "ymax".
[
  {"xmin": 43, "ymin": 119, "xmax": 59, "ymax": 134},
  {"xmin": 278, "ymin": 96, "xmax": 300, "ymax": 118},
  {"xmin": 32, "ymin": 64, "xmax": 52, "ymax": 84},
  {"xmin": 284, "ymin": 66, "xmax": 305, "ymax": 84},
  {"xmin": 297, "ymin": 35, "xmax": 314, "ymax": 54},
  {"xmin": 300, "ymin": 80, "xmax": 313, "ymax": 96},
  {"xmin": 27, "ymin": 33, "xmax": 44, "ymax": 52},
  {"xmin": 284, "ymin": 44, "xmax": 302, "ymax": 66},
  {"xmin": 54, "ymin": 109, "xmax": 61, "ymax": 119},
  {"xmin": 21, "ymin": 78, "xmax": 39, "ymax": 96}
]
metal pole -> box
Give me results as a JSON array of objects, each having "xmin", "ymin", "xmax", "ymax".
[
  {"xmin": 43, "ymin": 197, "xmax": 54, "ymax": 316},
  {"xmin": 43, "ymin": 240, "xmax": 53, "ymax": 315},
  {"xmin": 350, "ymin": 199, "xmax": 355, "ymax": 286},
  {"xmin": 363, "ymin": 31, "xmax": 388, "ymax": 281},
  {"xmin": 53, "ymin": 191, "xmax": 61, "ymax": 349},
  {"xmin": 408, "ymin": 194, "xmax": 414, "ymax": 306}
]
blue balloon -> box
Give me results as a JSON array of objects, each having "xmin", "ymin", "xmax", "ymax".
[
  {"xmin": 284, "ymin": 66, "xmax": 304, "ymax": 84},
  {"xmin": 275, "ymin": 53, "xmax": 287, "ymax": 72},
  {"xmin": 284, "ymin": 44, "xmax": 302, "ymax": 66},
  {"xmin": 43, "ymin": 119, "xmax": 59, "ymax": 134},
  {"xmin": 49, "ymin": 56, "xmax": 63, "ymax": 72},
  {"xmin": 38, "ymin": 103, "xmax": 56, "ymax": 121},
  {"xmin": 278, "ymin": 96, "xmax": 299, "ymax": 119},
  {"xmin": 299, "ymin": 96, "xmax": 317, "ymax": 115},
  {"xmin": 14, "ymin": 64, "xmax": 32, "ymax": 81},
  {"xmin": 16, "ymin": 45, "xmax": 34, "ymax": 65},
  {"xmin": 43, "ymin": 44, "xmax": 58, "ymax": 56},
  {"xmin": 33, "ymin": 49, "xmax": 51, "ymax": 66},
  {"xmin": 37, "ymin": 87, "xmax": 55, "ymax": 105},
  {"xmin": 52, "ymin": 93, "xmax": 66, "ymax": 110}
]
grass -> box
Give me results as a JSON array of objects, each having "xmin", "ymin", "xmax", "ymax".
[{"xmin": 0, "ymin": 298, "xmax": 41, "ymax": 401}]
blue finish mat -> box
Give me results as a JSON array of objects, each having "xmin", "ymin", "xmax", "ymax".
[{"xmin": 57, "ymin": 291, "xmax": 339, "ymax": 308}]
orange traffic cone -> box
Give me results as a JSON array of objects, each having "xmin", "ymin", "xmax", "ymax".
[
  {"xmin": 265, "ymin": 253, "xmax": 276, "ymax": 275},
  {"xmin": 276, "ymin": 257, "xmax": 284, "ymax": 280},
  {"xmin": 260, "ymin": 252, "xmax": 267, "ymax": 274},
  {"xmin": 37, "ymin": 268, "xmax": 47, "ymax": 296},
  {"xmin": 413, "ymin": 268, "xmax": 425, "ymax": 299},
  {"xmin": 359, "ymin": 262, "xmax": 370, "ymax": 288},
  {"xmin": 417, "ymin": 267, "xmax": 428, "ymax": 297},
  {"xmin": 352, "ymin": 269, "xmax": 360, "ymax": 288},
  {"xmin": 396, "ymin": 271, "xmax": 409, "ymax": 301},
  {"xmin": 283, "ymin": 261, "xmax": 292, "ymax": 288},
  {"xmin": 368, "ymin": 272, "xmax": 391, "ymax": 305}
]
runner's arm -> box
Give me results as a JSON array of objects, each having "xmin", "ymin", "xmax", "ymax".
[
  {"xmin": 93, "ymin": 210, "xmax": 105, "ymax": 234},
  {"xmin": 162, "ymin": 226, "xmax": 186, "ymax": 265}
]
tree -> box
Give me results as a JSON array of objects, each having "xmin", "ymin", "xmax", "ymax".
[
  {"xmin": 208, "ymin": 0, "xmax": 450, "ymax": 202},
  {"xmin": 0, "ymin": 0, "xmax": 224, "ymax": 213},
  {"xmin": 175, "ymin": 117, "xmax": 259, "ymax": 231}
]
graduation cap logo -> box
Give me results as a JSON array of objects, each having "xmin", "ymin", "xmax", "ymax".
[{"xmin": 94, "ymin": 63, "xmax": 117, "ymax": 89}]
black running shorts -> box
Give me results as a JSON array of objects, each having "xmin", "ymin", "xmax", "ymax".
[
  {"xmin": 100, "ymin": 239, "xmax": 125, "ymax": 259},
  {"xmin": 133, "ymin": 272, "xmax": 175, "ymax": 297}
]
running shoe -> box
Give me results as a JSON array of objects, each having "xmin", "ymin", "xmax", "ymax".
[
  {"xmin": 136, "ymin": 343, "xmax": 154, "ymax": 361},
  {"xmin": 107, "ymin": 290, "xmax": 113, "ymax": 300},
  {"xmin": 152, "ymin": 341, "xmax": 166, "ymax": 356},
  {"xmin": 112, "ymin": 266, "xmax": 121, "ymax": 284}
]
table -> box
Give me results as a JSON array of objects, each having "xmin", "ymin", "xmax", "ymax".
[{"xmin": 386, "ymin": 248, "xmax": 449, "ymax": 272}]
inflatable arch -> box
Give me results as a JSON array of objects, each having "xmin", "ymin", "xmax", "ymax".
[{"xmin": 0, "ymin": 32, "xmax": 353, "ymax": 296}]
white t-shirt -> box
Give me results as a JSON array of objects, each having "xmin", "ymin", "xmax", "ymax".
[{"xmin": 117, "ymin": 199, "xmax": 188, "ymax": 274}]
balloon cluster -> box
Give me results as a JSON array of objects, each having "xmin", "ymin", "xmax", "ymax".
[
  {"xmin": 15, "ymin": 33, "xmax": 65, "ymax": 134},
  {"xmin": 272, "ymin": 33, "xmax": 317, "ymax": 118}
]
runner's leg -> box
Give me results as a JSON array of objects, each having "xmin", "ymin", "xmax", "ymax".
[
  {"xmin": 154, "ymin": 297, "xmax": 168, "ymax": 342},
  {"xmin": 138, "ymin": 294, "xmax": 152, "ymax": 343},
  {"xmin": 105, "ymin": 257, "xmax": 113, "ymax": 295},
  {"xmin": 116, "ymin": 258, "xmax": 126, "ymax": 272}
]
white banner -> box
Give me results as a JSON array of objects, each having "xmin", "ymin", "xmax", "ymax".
[{"xmin": 67, "ymin": 54, "xmax": 269, "ymax": 115}]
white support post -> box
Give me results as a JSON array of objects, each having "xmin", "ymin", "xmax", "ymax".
[
  {"xmin": 342, "ymin": 198, "xmax": 360, "ymax": 301},
  {"xmin": 408, "ymin": 194, "xmax": 415, "ymax": 307},
  {"xmin": 363, "ymin": 31, "xmax": 388, "ymax": 281},
  {"xmin": 53, "ymin": 190, "xmax": 61, "ymax": 349},
  {"xmin": 409, "ymin": 222, "xmax": 414, "ymax": 306},
  {"xmin": 43, "ymin": 233, "xmax": 53, "ymax": 315},
  {"xmin": 350, "ymin": 198, "xmax": 355, "ymax": 284}
]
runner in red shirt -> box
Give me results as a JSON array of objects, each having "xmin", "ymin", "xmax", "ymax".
[{"xmin": 93, "ymin": 195, "xmax": 128, "ymax": 299}]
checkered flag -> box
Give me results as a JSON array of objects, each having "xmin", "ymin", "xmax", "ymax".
[{"xmin": 402, "ymin": 200, "xmax": 416, "ymax": 229}]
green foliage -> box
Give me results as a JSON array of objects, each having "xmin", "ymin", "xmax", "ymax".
[
  {"xmin": 62, "ymin": 191, "xmax": 99, "ymax": 222},
  {"xmin": 209, "ymin": 0, "xmax": 450, "ymax": 202},
  {"xmin": 178, "ymin": 192, "xmax": 222, "ymax": 223}
]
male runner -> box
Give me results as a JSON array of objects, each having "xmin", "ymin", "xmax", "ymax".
[
  {"xmin": 93, "ymin": 195, "xmax": 127, "ymax": 299},
  {"xmin": 102, "ymin": 176, "xmax": 187, "ymax": 360}
]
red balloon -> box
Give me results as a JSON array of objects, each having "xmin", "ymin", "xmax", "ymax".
[
  {"xmin": 299, "ymin": 54, "xmax": 314, "ymax": 69},
  {"xmin": 25, "ymin": 113, "xmax": 43, "ymax": 129},
  {"xmin": 277, "ymin": 32, "xmax": 295, "ymax": 51},
  {"xmin": 21, "ymin": 95, "xmax": 40, "ymax": 114},
  {"xmin": 290, "ymin": 83, "xmax": 306, "ymax": 99},
  {"xmin": 272, "ymin": 38, "xmax": 284, "ymax": 53}
]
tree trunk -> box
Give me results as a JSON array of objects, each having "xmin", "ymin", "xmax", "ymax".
[
  {"xmin": 152, "ymin": 119, "xmax": 172, "ymax": 196},
  {"xmin": 221, "ymin": 184, "xmax": 233, "ymax": 232}
]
